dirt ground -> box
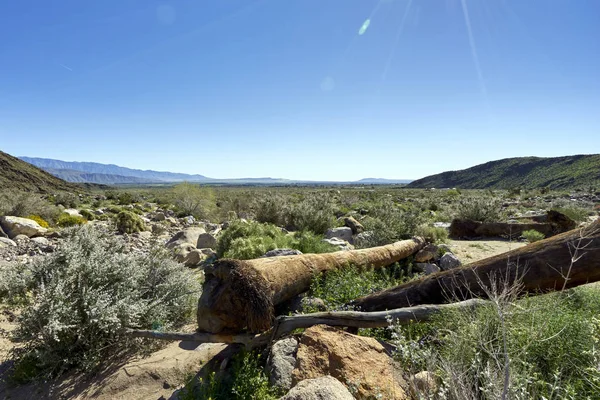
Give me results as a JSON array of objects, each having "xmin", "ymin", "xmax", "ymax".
[
  {"xmin": 0, "ymin": 315, "xmax": 231, "ymax": 400},
  {"xmin": 446, "ymin": 238, "xmax": 527, "ymax": 264}
]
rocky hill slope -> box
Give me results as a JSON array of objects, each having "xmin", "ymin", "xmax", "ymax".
[
  {"xmin": 408, "ymin": 154, "xmax": 600, "ymax": 190},
  {"xmin": 0, "ymin": 151, "xmax": 85, "ymax": 193}
]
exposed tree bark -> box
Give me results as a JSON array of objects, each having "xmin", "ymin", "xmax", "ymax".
[
  {"xmin": 197, "ymin": 238, "xmax": 426, "ymax": 333},
  {"xmin": 352, "ymin": 219, "xmax": 600, "ymax": 312}
]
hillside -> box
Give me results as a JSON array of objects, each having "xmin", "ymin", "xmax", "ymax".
[
  {"xmin": 0, "ymin": 151, "xmax": 84, "ymax": 193},
  {"xmin": 20, "ymin": 157, "xmax": 210, "ymax": 182},
  {"xmin": 407, "ymin": 154, "xmax": 600, "ymax": 190}
]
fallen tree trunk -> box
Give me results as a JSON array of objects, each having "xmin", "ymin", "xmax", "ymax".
[
  {"xmin": 352, "ymin": 219, "xmax": 600, "ymax": 312},
  {"xmin": 127, "ymin": 299, "xmax": 484, "ymax": 347},
  {"xmin": 197, "ymin": 237, "xmax": 426, "ymax": 333}
]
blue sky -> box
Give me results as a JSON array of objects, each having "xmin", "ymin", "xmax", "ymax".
[{"xmin": 1, "ymin": 0, "xmax": 598, "ymax": 180}]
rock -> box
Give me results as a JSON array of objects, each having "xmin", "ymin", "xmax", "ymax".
[
  {"xmin": 268, "ymin": 337, "xmax": 299, "ymax": 391},
  {"xmin": 165, "ymin": 227, "xmax": 206, "ymax": 249},
  {"xmin": 439, "ymin": 253, "xmax": 461, "ymax": 270},
  {"xmin": 152, "ymin": 212, "xmax": 166, "ymax": 222},
  {"xmin": 292, "ymin": 325, "xmax": 408, "ymax": 400},
  {"xmin": 323, "ymin": 238, "xmax": 354, "ymax": 251},
  {"xmin": 151, "ymin": 224, "xmax": 167, "ymax": 236},
  {"xmin": 343, "ymin": 216, "xmax": 364, "ymax": 234},
  {"xmin": 63, "ymin": 208, "xmax": 82, "ymax": 217},
  {"xmin": 135, "ymin": 231, "xmax": 152, "ymax": 240},
  {"xmin": 437, "ymin": 244, "xmax": 452, "ymax": 255},
  {"xmin": 325, "ymin": 227, "xmax": 354, "ymax": 244},
  {"xmin": 279, "ymin": 376, "xmax": 354, "ymax": 400},
  {"xmin": 94, "ymin": 209, "xmax": 104, "ymax": 216},
  {"xmin": 286, "ymin": 296, "xmax": 327, "ymax": 313},
  {"xmin": 172, "ymin": 243, "xmax": 206, "ymax": 267},
  {"xmin": 414, "ymin": 244, "xmax": 438, "ymax": 263},
  {"xmin": 354, "ymin": 231, "xmax": 374, "ymax": 248},
  {"xmin": 0, "ymin": 237, "xmax": 17, "ymax": 247},
  {"xmin": 414, "ymin": 263, "xmax": 440, "ymax": 275},
  {"xmin": 0, "ymin": 216, "xmax": 48, "ymax": 239},
  {"xmin": 196, "ymin": 232, "xmax": 217, "ymax": 249},
  {"xmin": 409, "ymin": 371, "xmax": 440, "ymax": 397},
  {"xmin": 263, "ymin": 248, "xmax": 303, "ymax": 258},
  {"xmin": 433, "ymin": 222, "xmax": 451, "ymax": 229},
  {"xmin": 31, "ymin": 237, "xmax": 50, "ymax": 246},
  {"xmin": 181, "ymin": 216, "xmax": 196, "ymax": 225},
  {"xmin": 13, "ymin": 234, "xmax": 30, "ymax": 242}
]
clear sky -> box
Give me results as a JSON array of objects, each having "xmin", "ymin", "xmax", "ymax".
[{"xmin": 1, "ymin": 0, "xmax": 599, "ymax": 181}]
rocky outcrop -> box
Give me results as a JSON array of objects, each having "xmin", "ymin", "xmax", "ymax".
[
  {"xmin": 414, "ymin": 244, "xmax": 438, "ymax": 263},
  {"xmin": 165, "ymin": 227, "xmax": 206, "ymax": 249},
  {"xmin": 196, "ymin": 232, "xmax": 217, "ymax": 249},
  {"xmin": 279, "ymin": 376, "xmax": 354, "ymax": 400},
  {"xmin": 292, "ymin": 325, "xmax": 408, "ymax": 400},
  {"xmin": 439, "ymin": 253, "xmax": 461, "ymax": 270},
  {"xmin": 0, "ymin": 216, "xmax": 48, "ymax": 239}
]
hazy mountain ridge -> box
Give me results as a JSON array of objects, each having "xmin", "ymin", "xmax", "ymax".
[
  {"xmin": 19, "ymin": 156, "xmax": 411, "ymax": 185},
  {"xmin": 407, "ymin": 154, "xmax": 600, "ymax": 189}
]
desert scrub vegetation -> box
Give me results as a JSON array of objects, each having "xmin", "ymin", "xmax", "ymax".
[
  {"xmin": 283, "ymin": 193, "xmax": 336, "ymax": 234},
  {"xmin": 168, "ymin": 182, "xmax": 216, "ymax": 219},
  {"xmin": 3, "ymin": 226, "xmax": 201, "ymax": 381},
  {"xmin": 179, "ymin": 350, "xmax": 279, "ymax": 400},
  {"xmin": 25, "ymin": 214, "xmax": 50, "ymax": 228},
  {"xmin": 357, "ymin": 199, "xmax": 424, "ymax": 247},
  {"xmin": 453, "ymin": 196, "xmax": 504, "ymax": 223},
  {"xmin": 522, "ymin": 229, "xmax": 545, "ymax": 243},
  {"xmin": 388, "ymin": 284, "xmax": 600, "ymax": 399},
  {"xmin": 115, "ymin": 210, "xmax": 146, "ymax": 234},
  {"xmin": 216, "ymin": 220, "xmax": 336, "ymax": 259},
  {"xmin": 0, "ymin": 189, "xmax": 60, "ymax": 221},
  {"xmin": 56, "ymin": 213, "xmax": 87, "ymax": 227}
]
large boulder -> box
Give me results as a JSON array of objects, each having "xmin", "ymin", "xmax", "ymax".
[
  {"xmin": 414, "ymin": 263, "xmax": 440, "ymax": 275},
  {"xmin": 165, "ymin": 227, "xmax": 206, "ymax": 249},
  {"xmin": 0, "ymin": 237, "xmax": 17, "ymax": 247},
  {"xmin": 0, "ymin": 216, "xmax": 48, "ymax": 239},
  {"xmin": 279, "ymin": 376, "xmax": 354, "ymax": 400},
  {"xmin": 325, "ymin": 227, "xmax": 354, "ymax": 244},
  {"xmin": 292, "ymin": 325, "xmax": 408, "ymax": 400},
  {"xmin": 343, "ymin": 216, "xmax": 364, "ymax": 234},
  {"xmin": 439, "ymin": 253, "xmax": 461, "ymax": 270},
  {"xmin": 196, "ymin": 232, "xmax": 217, "ymax": 249},
  {"xmin": 172, "ymin": 243, "xmax": 206, "ymax": 267},
  {"xmin": 268, "ymin": 337, "xmax": 299, "ymax": 391},
  {"xmin": 322, "ymin": 238, "xmax": 354, "ymax": 251}
]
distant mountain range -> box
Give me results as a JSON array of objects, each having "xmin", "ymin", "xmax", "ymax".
[
  {"xmin": 19, "ymin": 157, "xmax": 412, "ymax": 185},
  {"xmin": 407, "ymin": 154, "xmax": 600, "ymax": 190}
]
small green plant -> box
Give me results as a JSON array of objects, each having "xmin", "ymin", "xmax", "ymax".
[
  {"xmin": 115, "ymin": 210, "xmax": 146, "ymax": 234},
  {"xmin": 56, "ymin": 213, "xmax": 87, "ymax": 227},
  {"xmin": 454, "ymin": 196, "xmax": 503, "ymax": 223},
  {"xmin": 415, "ymin": 225, "xmax": 449, "ymax": 243},
  {"xmin": 283, "ymin": 194, "xmax": 335, "ymax": 234},
  {"xmin": 79, "ymin": 209, "xmax": 96, "ymax": 221},
  {"xmin": 25, "ymin": 214, "xmax": 50, "ymax": 228},
  {"xmin": 522, "ymin": 229, "xmax": 545, "ymax": 243},
  {"xmin": 179, "ymin": 351, "xmax": 279, "ymax": 400}
]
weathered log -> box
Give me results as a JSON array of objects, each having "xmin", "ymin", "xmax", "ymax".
[
  {"xmin": 352, "ymin": 219, "xmax": 600, "ymax": 312},
  {"xmin": 197, "ymin": 237, "xmax": 426, "ymax": 333},
  {"xmin": 127, "ymin": 299, "xmax": 485, "ymax": 347},
  {"xmin": 271, "ymin": 299, "xmax": 486, "ymax": 339}
]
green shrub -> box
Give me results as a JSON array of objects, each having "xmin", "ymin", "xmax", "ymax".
[
  {"xmin": 454, "ymin": 196, "xmax": 503, "ymax": 223},
  {"xmin": 9, "ymin": 226, "xmax": 201, "ymax": 380},
  {"xmin": 25, "ymin": 215, "xmax": 50, "ymax": 228},
  {"xmin": 105, "ymin": 205, "xmax": 123, "ymax": 214},
  {"xmin": 289, "ymin": 230, "xmax": 337, "ymax": 254},
  {"xmin": 522, "ymin": 229, "xmax": 545, "ymax": 243},
  {"xmin": 358, "ymin": 200, "xmax": 424, "ymax": 248},
  {"xmin": 253, "ymin": 194, "xmax": 285, "ymax": 225},
  {"xmin": 179, "ymin": 350, "xmax": 279, "ymax": 400},
  {"xmin": 115, "ymin": 210, "xmax": 146, "ymax": 234},
  {"xmin": 56, "ymin": 213, "xmax": 87, "ymax": 227},
  {"xmin": 53, "ymin": 192, "xmax": 80, "ymax": 208},
  {"xmin": 169, "ymin": 182, "xmax": 216, "ymax": 220},
  {"xmin": 0, "ymin": 190, "xmax": 60, "ymax": 221},
  {"xmin": 79, "ymin": 209, "xmax": 95, "ymax": 221},
  {"xmin": 217, "ymin": 220, "xmax": 283, "ymax": 258},
  {"xmin": 283, "ymin": 194, "xmax": 335, "ymax": 234},
  {"xmin": 415, "ymin": 225, "xmax": 449, "ymax": 244},
  {"xmin": 224, "ymin": 235, "xmax": 288, "ymax": 260}
]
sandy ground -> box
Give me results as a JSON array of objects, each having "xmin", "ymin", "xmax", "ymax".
[
  {"xmin": 0, "ymin": 315, "xmax": 230, "ymax": 400},
  {"xmin": 446, "ymin": 238, "xmax": 527, "ymax": 264}
]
